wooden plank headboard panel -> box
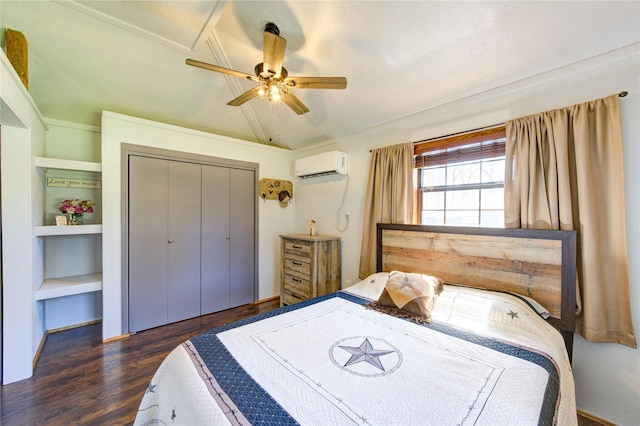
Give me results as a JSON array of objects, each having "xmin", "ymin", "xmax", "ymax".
[{"xmin": 376, "ymin": 224, "xmax": 577, "ymax": 350}]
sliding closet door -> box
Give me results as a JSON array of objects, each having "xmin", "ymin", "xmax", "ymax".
[
  {"xmin": 201, "ymin": 166, "xmax": 255, "ymax": 311},
  {"xmin": 201, "ymin": 165, "xmax": 230, "ymax": 315},
  {"xmin": 167, "ymin": 160, "xmax": 202, "ymax": 323},
  {"xmin": 129, "ymin": 156, "xmax": 169, "ymax": 332},
  {"xmin": 229, "ymin": 168, "xmax": 255, "ymax": 306},
  {"xmin": 127, "ymin": 150, "xmax": 257, "ymax": 332}
]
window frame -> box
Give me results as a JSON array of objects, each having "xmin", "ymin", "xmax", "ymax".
[{"xmin": 415, "ymin": 126, "xmax": 506, "ymax": 227}]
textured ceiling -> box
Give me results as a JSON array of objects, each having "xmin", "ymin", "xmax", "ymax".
[{"xmin": 1, "ymin": 1, "xmax": 639, "ymax": 150}]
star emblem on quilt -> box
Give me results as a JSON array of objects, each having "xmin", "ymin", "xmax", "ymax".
[
  {"xmin": 507, "ymin": 310, "xmax": 519, "ymax": 319},
  {"xmin": 330, "ymin": 336, "xmax": 402, "ymax": 377},
  {"xmin": 145, "ymin": 383, "xmax": 157, "ymax": 394},
  {"xmin": 340, "ymin": 338, "xmax": 395, "ymax": 371}
]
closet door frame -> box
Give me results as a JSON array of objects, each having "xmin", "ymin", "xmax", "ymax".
[{"xmin": 120, "ymin": 144, "xmax": 259, "ymax": 334}]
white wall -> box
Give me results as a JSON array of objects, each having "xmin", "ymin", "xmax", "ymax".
[
  {"xmin": 101, "ymin": 111, "xmax": 295, "ymax": 340},
  {"xmin": 45, "ymin": 118, "xmax": 102, "ymax": 162},
  {"xmin": 1, "ymin": 52, "xmax": 47, "ymax": 384},
  {"xmin": 293, "ymin": 45, "xmax": 640, "ymax": 424}
]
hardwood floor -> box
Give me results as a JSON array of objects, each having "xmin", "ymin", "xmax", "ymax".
[{"xmin": 0, "ymin": 299, "xmax": 280, "ymax": 425}]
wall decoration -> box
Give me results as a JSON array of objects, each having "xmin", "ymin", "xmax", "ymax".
[
  {"xmin": 259, "ymin": 178, "xmax": 293, "ymax": 208},
  {"xmin": 5, "ymin": 28, "xmax": 28, "ymax": 89},
  {"xmin": 47, "ymin": 177, "xmax": 102, "ymax": 189}
]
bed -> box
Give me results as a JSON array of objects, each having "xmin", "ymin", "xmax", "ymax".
[{"xmin": 134, "ymin": 224, "xmax": 577, "ymax": 425}]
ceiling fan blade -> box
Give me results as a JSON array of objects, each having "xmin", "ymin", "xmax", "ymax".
[
  {"xmin": 281, "ymin": 88, "xmax": 310, "ymax": 115},
  {"xmin": 263, "ymin": 31, "xmax": 287, "ymax": 78},
  {"xmin": 186, "ymin": 59, "xmax": 257, "ymax": 81},
  {"xmin": 284, "ymin": 76, "xmax": 347, "ymax": 89},
  {"xmin": 227, "ymin": 88, "xmax": 258, "ymax": 106}
]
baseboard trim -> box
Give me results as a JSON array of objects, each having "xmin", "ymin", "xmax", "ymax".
[
  {"xmin": 577, "ymin": 410, "xmax": 616, "ymax": 426},
  {"xmin": 33, "ymin": 331, "xmax": 49, "ymax": 370},
  {"xmin": 42, "ymin": 320, "xmax": 128, "ymax": 344},
  {"xmin": 47, "ymin": 319, "xmax": 102, "ymax": 334},
  {"xmin": 255, "ymin": 295, "xmax": 279, "ymax": 304},
  {"xmin": 103, "ymin": 333, "xmax": 130, "ymax": 343}
]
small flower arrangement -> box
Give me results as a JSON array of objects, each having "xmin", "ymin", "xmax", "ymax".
[{"xmin": 58, "ymin": 199, "xmax": 94, "ymax": 215}]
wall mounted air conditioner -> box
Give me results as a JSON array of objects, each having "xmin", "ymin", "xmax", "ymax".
[{"xmin": 295, "ymin": 151, "xmax": 348, "ymax": 179}]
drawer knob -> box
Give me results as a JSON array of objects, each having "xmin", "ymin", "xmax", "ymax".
[
  {"xmin": 292, "ymin": 276, "xmax": 302, "ymax": 283},
  {"xmin": 292, "ymin": 261, "xmax": 302, "ymax": 266},
  {"xmin": 292, "ymin": 245, "xmax": 302, "ymax": 249}
]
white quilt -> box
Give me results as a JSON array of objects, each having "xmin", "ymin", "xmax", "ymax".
[{"xmin": 135, "ymin": 273, "xmax": 576, "ymax": 425}]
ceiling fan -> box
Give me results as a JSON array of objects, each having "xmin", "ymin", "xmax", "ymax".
[{"xmin": 186, "ymin": 22, "xmax": 347, "ymax": 115}]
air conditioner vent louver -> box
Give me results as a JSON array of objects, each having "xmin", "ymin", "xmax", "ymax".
[{"xmin": 295, "ymin": 151, "xmax": 348, "ymax": 179}]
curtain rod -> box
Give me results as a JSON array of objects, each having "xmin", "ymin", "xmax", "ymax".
[
  {"xmin": 412, "ymin": 123, "xmax": 504, "ymax": 147},
  {"xmin": 369, "ymin": 124, "xmax": 502, "ymax": 152},
  {"xmin": 370, "ymin": 91, "xmax": 628, "ymax": 152}
]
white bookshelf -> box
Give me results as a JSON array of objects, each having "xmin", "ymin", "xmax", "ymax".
[
  {"xmin": 35, "ymin": 157, "xmax": 103, "ymax": 305},
  {"xmin": 35, "ymin": 272, "xmax": 102, "ymax": 300}
]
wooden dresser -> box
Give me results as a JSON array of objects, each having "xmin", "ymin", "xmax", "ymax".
[{"xmin": 280, "ymin": 234, "xmax": 341, "ymax": 306}]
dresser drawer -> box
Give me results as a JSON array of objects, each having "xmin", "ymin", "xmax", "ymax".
[
  {"xmin": 283, "ymin": 239, "xmax": 311, "ymax": 257},
  {"xmin": 283, "ymin": 256, "xmax": 311, "ymax": 276},
  {"xmin": 282, "ymin": 290, "xmax": 308, "ymax": 306},
  {"xmin": 283, "ymin": 273, "xmax": 312, "ymax": 298}
]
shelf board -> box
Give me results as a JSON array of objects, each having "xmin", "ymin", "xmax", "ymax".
[
  {"xmin": 35, "ymin": 224, "xmax": 102, "ymax": 236},
  {"xmin": 35, "ymin": 157, "xmax": 101, "ymax": 173},
  {"xmin": 35, "ymin": 272, "xmax": 102, "ymax": 300}
]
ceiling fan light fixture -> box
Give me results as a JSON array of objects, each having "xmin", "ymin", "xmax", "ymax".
[
  {"xmin": 256, "ymin": 82, "xmax": 267, "ymax": 97},
  {"xmin": 270, "ymin": 84, "xmax": 282, "ymax": 101},
  {"xmin": 255, "ymin": 81, "xmax": 286, "ymax": 104}
]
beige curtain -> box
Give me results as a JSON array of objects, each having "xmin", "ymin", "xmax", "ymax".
[
  {"xmin": 358, "ymin": 143, "xmax": 415, "ymax": 279},
  {"xmin": 505, "ymin": 94, "xmax": 636, "ymax": 348}
]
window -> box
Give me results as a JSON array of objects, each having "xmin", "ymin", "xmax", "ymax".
[{"xmin": 415, "ymin": 127, "xmax": 506, "ymax": 227}]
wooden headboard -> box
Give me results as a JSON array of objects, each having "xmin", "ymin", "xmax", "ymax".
[{"xmin": 376, "ymin": 224, "xmax": 577, "ymax": 355}]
